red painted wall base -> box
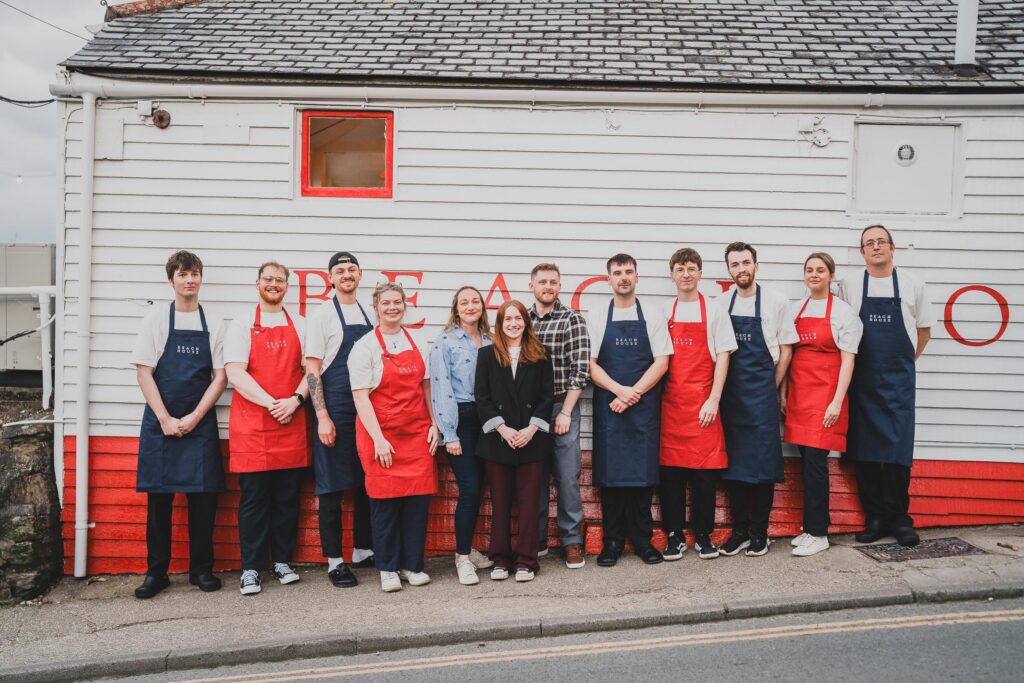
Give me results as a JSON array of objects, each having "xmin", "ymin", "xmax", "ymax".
[{"xmin": 62, "ymin": 437, "xmax": 1024, "ymax": 574}]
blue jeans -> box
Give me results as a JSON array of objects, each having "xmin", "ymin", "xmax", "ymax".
[{"xmin": 447, "ymin": 402, "xmax": 484, "ymax": 555}]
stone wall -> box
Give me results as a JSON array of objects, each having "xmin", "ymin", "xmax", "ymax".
[{"xmin": 0, "ymin": 390, "xmax": 61, "ymax": 604}]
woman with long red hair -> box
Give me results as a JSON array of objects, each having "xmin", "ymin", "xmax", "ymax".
[{"xmin": 475, "ymin": 300, "xmax": 554, "ymax": 582}]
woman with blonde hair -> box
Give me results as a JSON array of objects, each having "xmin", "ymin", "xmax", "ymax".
[
  {"xmin": 429, "ymin": 286, "xmax": 495, "ymax": 585},
  {"xmin": 349, "ymin": 282, "xmax": 439, "ymax": 592},
  {"xmin": 475, "ymin": 300, "xmax": 554, "ymax": 582}
]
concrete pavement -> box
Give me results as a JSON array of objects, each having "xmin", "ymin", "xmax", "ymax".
[{"xmin": 1, "ymin": 524, "xmax": 1022, "ymax": 682}]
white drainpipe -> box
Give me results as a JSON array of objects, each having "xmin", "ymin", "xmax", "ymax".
[
  {"xmin": 74, "ymin": 91, "xmax": 97, "ymax": 578},
  {"xmin": 954, "ymin": 0, "xmax": 980, "ymax": 77}
]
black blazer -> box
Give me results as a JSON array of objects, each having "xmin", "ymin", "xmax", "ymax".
[{"xmin": 475, "ymin": 347, "xmax": 554, "ymax": 466}]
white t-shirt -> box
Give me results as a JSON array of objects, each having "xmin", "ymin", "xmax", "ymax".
[
  {"xmin": 718, "ymin": 284, "xmax": 799, "ymax": 364},
  {"xmin": 347, "ymin": 328, "xmax": 430, "ymax": 392},
  {"xmin": 588, "ymin": 298, "xmax": 674, "ymax": 359},
  {"xmin": 304, "ymin": 293, "xmax": 373, "ymax": 372},
  {"xmin": 790, "ymin": 296, "xmax": 863, "ymax": 354},
  {"xmin": 130, "ymin": 303, "xmax": 225, "ymax": 369},
  {"xmin": 840, "ymin": 269, "xmax": 935, "ymax": 354},
  {"xmin": 659, "ymin": 296, "xmax": 738, "ymax": 362},
  {"xmin": 224, "ymin": 306, "xmax": 307, "ymax": 366},
  {"xmin": 509, "ymin": 346, "xmax": 521, "ymax": 378}
]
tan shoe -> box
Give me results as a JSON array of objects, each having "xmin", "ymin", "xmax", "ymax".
[{"xmin": 564, "ymin": 543, "xmax": 586, "ymax": 569}]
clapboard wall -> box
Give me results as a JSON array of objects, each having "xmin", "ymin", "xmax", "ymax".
[{"xmin": 56, "ymin": 95, "xmax": 1024, "ymax": 573}]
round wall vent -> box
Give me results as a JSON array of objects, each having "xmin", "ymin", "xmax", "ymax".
[{"xmin": 895, "ymin": 142, "xmax": 917, "ymax": 166}]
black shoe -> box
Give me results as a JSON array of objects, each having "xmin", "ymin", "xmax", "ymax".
[
  {"xmin": 892, "ymin": 526, "xmax": 920, "ymax": 547},
  {"xmin": 694, "ymin": 534, "xmax": 720, "ymax": 559},
  {"xmin": 746, "ymin": 535, "xmax": 771, "ymax": 556},
  {"xmin": 638, "ymin": 545, "xmax": 664, "ymax": 565},
  {"xmin": 188, "ymin": 572, "xmax": 222, "ymax": 592},
  {"xmin": 855, "ymin": 518, "xmax": 887, "ymax": 544},
  {"xmin": 719, "ymin": 533, "xmax": 750, "ymax": 556},
  {"xmin": 134, "ymin": 574, "xmax": 170, "ymax": 599},
  {"xmin": 662, "ymin": 532, "xmax": 686, "ymax": 561},
  {"xmin": 328, "ymin": 563, "xmax": 359, "ymax": 587},
  {"xmin": 596, "ymin": 542, "xmax": 623, "ymax": 567}
]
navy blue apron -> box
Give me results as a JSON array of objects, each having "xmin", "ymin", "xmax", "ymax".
[
  {"xmin": 312, "ymin": 298, "xmax": 373, "ymax": 495},
  {"xmin": 847, "ymin": 269, "xmax": 916, "ymax": 467},
  {"xmin": 137, "ymin": 304, "xmax": 224, "ymax": 493},
  {"xmin": 592, "ymin": 300, "xmax": 662, "ymax": 488},
  {"xmin": 721, "ymin": 286, "xmax": 784, "ymax": 484}
]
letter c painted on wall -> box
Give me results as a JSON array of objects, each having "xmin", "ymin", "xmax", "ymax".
[{"xmin": 944, "ymin": 285, "xmax": 1010, "ymax": 347}]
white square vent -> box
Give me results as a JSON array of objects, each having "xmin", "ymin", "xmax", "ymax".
[{"xmin": 851, "ymin": 123, "xmax": 961, "ymax": 216}]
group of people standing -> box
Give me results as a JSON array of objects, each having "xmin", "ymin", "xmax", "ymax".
[{"xmin": 130, "ymin": 224, "xmax": 933, "ymax": 599}]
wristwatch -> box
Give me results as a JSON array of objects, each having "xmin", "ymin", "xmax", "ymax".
[{"xmin": 292, "ymin": 393, "xmax": 305, "ymax": 405}]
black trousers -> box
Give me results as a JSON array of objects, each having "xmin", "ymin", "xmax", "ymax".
[
  {"xmin": 238, "ymin": 468, "xmax": 303, "ymax": 570},
  {"xmin": 369, "ymin": 495, "xmax": 431, "ymax": 573},
  {"xmin": 798, "ymin": 446, "xmax": 831, "ymax": 537},
  {"xmin": 146, "ymin": 492, "xmax": 217, "ymax": 577},
  {"xmin": 600, "ymin": 486, "xmax": 654, "ymax": 551},
  {"xmin": 659, "ymin": 466, "xmax": 719, "ymax": 537},
  {"xmin": 727, "ymin": 481, "xmax": 775, "ymax": 538},
  {"xmin": 854, "ymin": 461, "xmax": 913, "ymax": 529},
  {"xmin": 318, "ymin": 485, "xmax": 374, "ymax": 558}
]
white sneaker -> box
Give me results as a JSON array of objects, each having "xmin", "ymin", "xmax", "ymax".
[
  {"xmin": 455, "ymin": 557, "xmax": 479, "ymax": 586},
  {"xmin": 468, "ymin": 548, "xmax": 494, "ymax": 569},
  {"xmin": 791, "ymin": 532, "xmax": 812, "ymax": 547},
  {"xmin": 380, "ymin": 571, "xmax": 402, "ymax": 592},
  {"xmin": 515, "ymin": 568, "xmax": 535, "ymax": 582},
  {"xmin": 239, "ymin": 569, "xmax": 261, "ymax": 595},
  {"xmin": 399, "ymin": 569, "xmax": 431, "ymax": 586},
  {"xmin": 273, "ymin": 562, "xmax": 300, "ymax": 585},
  {"xmin": 490, "ymin": 566, "xmax": 509, "ymax": 581},
  {"xmin": 792, "ymin": 535, "xmax": 830, "ymax": 557}
]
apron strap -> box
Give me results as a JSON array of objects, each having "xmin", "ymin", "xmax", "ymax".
[
  {"xmin": 892, "ymin": 268, "xmax": 901, "ymax": 299},
  {"xmin": 825, "ymin": 292, "xmax": 834, "ymax": 318},
  {"xmin": 357, "ymin": 301, "xmax": 372, "ymax": 326},
  {"xmin": 198, "ymin": 305, "xmax": 208, "ymax": 332},
  {"xmin": 728, "ymin": 289, "xmax": 738, "ymax": 314},
  {"xmin": 861, "ymin": 270, "xmax": 869, "ymax": 303},
  {"xmin": 254, "ymin": 303, "xmax": 262, "ymax": 328},
  {"xmin": 605, "ymin": 299, "xmax": 615, "ymax": 323},
  {"xmin": 754, "ymin": 285, "xmax": 761, "ymax": 319},
  {"xmin": 168, "ymin": 301, "xmax": 175, "ymax": 329},
  {"xmin": 635, "ymin": 298, "xmax": 646, "ymax": 322},
  {"xmin": 669, "ymin": 298, "xmax": 678, "ymax": 330},
  {"xmin": 698, "ymin": 292, "xmax": 707, "ymax": 323},
  {"xmin": 796, "ymin": 296, "xmax": 811, "ymax": 321}
]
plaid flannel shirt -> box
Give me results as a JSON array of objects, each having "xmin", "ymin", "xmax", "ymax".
[{"xmin": 529, "ymin": 299, "xmax": 591, "ymax": 396}]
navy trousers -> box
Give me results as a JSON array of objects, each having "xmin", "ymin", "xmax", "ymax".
[
  {"xmin": 238, "ymin": 468, "xmax": 303, "ymax": 570},
  {"xmin": 369, "ymin": 495, "xmax": 431, "ymax": 572},
  {"xmin": 146, "ymin": 492, "xmax": 217, "ymax": 577}
]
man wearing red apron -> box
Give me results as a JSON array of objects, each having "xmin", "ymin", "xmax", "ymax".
[
  {"xmin": 843, "ymin": 226, "xmax": 934, "ymax": 547},
  {"xmin": 226, "ymin": 262, "xmax": 310, "ymax": 595},
  {"xmin": 659, "ymin": 248, "xmax": 736, "ymax": 561}
]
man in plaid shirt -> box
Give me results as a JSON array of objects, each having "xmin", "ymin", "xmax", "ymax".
[{"xmin": 528, "ymin": 263, "xmax": 591, "ymax": 570}]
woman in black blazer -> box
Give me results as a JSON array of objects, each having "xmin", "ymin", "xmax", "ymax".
[{"xmin": 475, "ymin": 300, "xmax": 554, "ymax": 582}]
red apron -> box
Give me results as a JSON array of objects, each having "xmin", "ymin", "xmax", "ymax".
[
  {"xmin": 228, "ymin": 306, "xmax": 310, "ymax": 472},
  {"xmin": 659, "ymin": 295, "xmax": 728, "ymax": 469},
  {"xmin": 784, "ymin": 294, "xmax": 848, "ymax": 452},
  {"xmin": 355, "ymin": 328, "xmax": 437, "ymax": 499}
]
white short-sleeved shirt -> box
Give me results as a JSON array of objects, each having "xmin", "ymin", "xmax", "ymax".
[
  {"xmin": 304, "ymin": 293, "xmax": 373, "ymax": 372},
  {"xmin": 224, "ymin": 306, "xmax": 306, "ymax": 365},
  {"xmin": 659, "ymin": 296, "xmax": 738, "ymax": 363},
  {"xmin": 130, "ymin": 303, "xmax": 225, "ymax": 369},
  {"xmin": 840, "ymin": 269, "xmax": 935, "ymax": 354},
  {"xmin": 347, "ymin": 328, "xmax": 430, "ymax": 392},
  {"xmin": 588, "ymin": 297, "xmax": 674, "ymax": 359},
  {"xmin": 718, "ymin": 284, "xmax": 799, "ymax": 364},
  {"xmin": 790, "ymin": 296, "xmax": 863, "ymax": 354}
]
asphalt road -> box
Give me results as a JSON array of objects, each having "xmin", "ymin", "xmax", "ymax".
[{"xmin": 111, "ymin": 598, "xmax": 1024, "ymax": 683}]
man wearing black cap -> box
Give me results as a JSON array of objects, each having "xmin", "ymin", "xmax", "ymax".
[{"xmin": 305, "ymin": 251, "xmax": 375, "ymax": 586}]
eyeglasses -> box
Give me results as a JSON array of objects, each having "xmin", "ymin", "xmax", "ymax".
[
  {"xmin": 259, "ymin": 276, "xmax": 287, "ymax": 285},
  {"xmin": 862, "ymin": 238, "xmax": 890, "ymax": 249}
]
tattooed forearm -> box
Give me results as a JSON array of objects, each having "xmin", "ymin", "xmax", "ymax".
[{"xmin": 307, "ymin": 372, "xmax": 326, "ymax": 412}]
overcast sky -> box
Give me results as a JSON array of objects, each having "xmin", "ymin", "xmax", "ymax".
[{"xmin": 1, "ymin": 1, "xmax": 102, "ymax": 244}]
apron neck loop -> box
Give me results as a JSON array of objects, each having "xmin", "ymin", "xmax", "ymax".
[
  {"xmin": 730, "ymin": 286, "xmax": 760, "ymax": 317},
  {"xmin": 170, "ymin": 303, "xmax": 207, "ymax": 331},
  {"xmin": 375, "ymin": 326, "xmax": 417, "ymax": 358},
  {"xmin": 606, "ymin": 298, "xmax": 645, "ymax": 323},
  {"xmin": 863, "ymin": 269, "xmax": 901, "ymax": 301}
]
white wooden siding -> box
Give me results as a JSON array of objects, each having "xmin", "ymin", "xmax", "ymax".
[{"xmin": 59, "ymin": 98, "xmax": 1024, "ymax": 462}]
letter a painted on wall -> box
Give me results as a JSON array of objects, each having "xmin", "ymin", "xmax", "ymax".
[{"xmin": 486, "ymin": 273, "xmax": 512, "ymax": 310}]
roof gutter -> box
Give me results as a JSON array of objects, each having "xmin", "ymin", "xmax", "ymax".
[{"xmin": 50, "ymin": 79, "xmax": 1024, "ymax": 107}]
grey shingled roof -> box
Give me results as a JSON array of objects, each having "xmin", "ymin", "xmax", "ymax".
[{"xmin": 64, "ymin": 0, "xmax": 1024, "ymax": 90}]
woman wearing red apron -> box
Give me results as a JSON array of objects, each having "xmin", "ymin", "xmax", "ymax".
[
  {"xmin": 350, "ymin": 283, "xmax": 439, "ymax": 593},
  {"xmin": 226, "ymin": 262, "xmax": 311, "ymax": 595},
  {"xmin": 658, "ymin": 248, "xmax": 736, "ymax": 561},
  {"xmin": 782, "ymin": 253, "xmax": 862, "ymax": 557}
]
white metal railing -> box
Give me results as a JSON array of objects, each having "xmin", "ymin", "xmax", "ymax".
[{"xmin": 0, "ymin": 285, "xmax": 57, "ymax": 408}]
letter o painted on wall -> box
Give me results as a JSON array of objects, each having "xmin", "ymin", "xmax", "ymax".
[{"xmin": 944, "ymin": 285, "xmax": 1010, "ymax": 347}]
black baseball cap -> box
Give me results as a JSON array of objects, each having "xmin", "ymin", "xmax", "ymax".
[{"xmin": 328, "ymin": 251, "xmax": 360, "ymax": 271}]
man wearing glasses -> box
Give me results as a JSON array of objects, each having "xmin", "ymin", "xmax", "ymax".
[{"xmin": 842, "ymin": 225, "xmax": 934, "ymax": 547}]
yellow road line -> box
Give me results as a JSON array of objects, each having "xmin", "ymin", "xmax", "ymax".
[{"xmin": 175, "ymin": 608, "xmax": 1024, "ymax": 683}]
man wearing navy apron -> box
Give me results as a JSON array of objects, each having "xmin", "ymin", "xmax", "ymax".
[
  {"xmin": 589, "ymin": 254, "xmax": 672, "ymax": 567},
  {"xmin": 305, "ymin": 251, "xmax": 374, "ymax": 587},
  {"xmin": 719, "ymin": 242, "xmax": 797, "ymax": 558},
  {"xmin": 843, "ymin": 225, "xmax": 934, "ymax": 547},
  {"xmin": 131, "ymin": 250, "xmax": 227, "ymax": 599}
]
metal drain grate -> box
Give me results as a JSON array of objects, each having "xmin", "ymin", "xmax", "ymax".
[{"xmin": 854, "ymin": 537, "xmax": 988, "ymax": 563}]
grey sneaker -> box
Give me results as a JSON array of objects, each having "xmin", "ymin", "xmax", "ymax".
[
  {"xmin": 273, "ymin": 562, "xmax": 300, "ymax": 585},
  {"xmin": 239, "ymin": 569, "xmax": 261, "ymax": 595}
]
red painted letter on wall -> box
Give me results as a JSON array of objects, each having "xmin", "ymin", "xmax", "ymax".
[
  {"xmin": 944, "ymin": 285, "xmax": 1010, "ymax": 347},
  {"xmin": 381, "ymin": 271, "xmax": 426, "ymax": 329},
  {"xmin": 486, "ymin": 274, "xmax": 512, "ymax": 310},
  {"xmin": 570, "ymin": 276, "xmax": 608, "ymax": 312},
  {"xmin": 296, "ymin": 270, "xmax": 331, "ymax": 317}
]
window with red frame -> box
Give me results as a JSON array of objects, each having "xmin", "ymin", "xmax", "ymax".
[{"xmin": 301, "ymin": 111, "xmax": 393, "ymax": 198}]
